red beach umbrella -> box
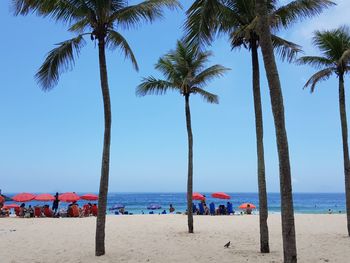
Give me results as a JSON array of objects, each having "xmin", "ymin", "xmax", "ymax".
[
  {"xmin": 59, "ymin": 192, "xmax": 80, "ymax": 202},
  {"xmin": 211, "ymin": 192, "xmax": 231, "ymax": 199},
  {"xmin": 3, "ymin": 203, "xmax": 20, "ymax": 209},
  {"xmin": 239, "ymin": 203, "xmax": 256, "ymax": 209},
  {"xmin": 193, "ymin": 192, "xmax": 205, "ymax": 201},
  {"xmin": 80, "ymin": 193, "xmax": 98, "ymax": 201},
  {"xmin": 34, "ymin": 193, "xmax": 55, "ymax": 201},
  {"xmin": 12, "ymin": 192, "xmax": 35, "ymax": 202},
  {"xmin": 0, "ymin": 195, "xmax": 4, "ymax": 203}
]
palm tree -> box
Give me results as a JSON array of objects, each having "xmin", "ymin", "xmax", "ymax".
[
  {"xmin": 297, "ymin": 26, "xmax": 350, "ymax": 236},
  {"xmin": 12, "ymin": 0, "xmax": 181, "ymax": 256},
  {"xmin": 137, "ymin": 41, "xmax": 229, "ymax": 233},
  {"xmin": 184, "ymin": 0, "xmax": 334, "ymax": 253},
  {"xmin": 256, "ymin": 0, "xmax": 296, "ymax": 262}
]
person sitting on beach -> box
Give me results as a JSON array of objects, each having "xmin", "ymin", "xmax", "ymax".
[
  {"xmin": 169, "ymin": 204, "xmax": 175, "ymax": 214},
  {"xmin": 82, "ymin": 203, "xmax": 91, "ymax": 217},
  {"xmin": 118, "ymin": 207, "xmax": 125, "ymax": 215},
  {"xmin": 19, "ymin": 203, "xmax": 26, "ymax": 217},
  {"xmin": 91, "ymin": 204, "xmax": 98, "ymax": 216},
  {"xmin": 218, "ymin": 205, "xmax": 226, "ymax": 215},
  {"xmin": 204, "ymin": 204, "xmax": 209, "ymax": 215},
  {"xmin": 161, "ymin": 210, "xmax": 167, "ymax": 214},
  {"xmin": 27, "ymin": 205, "xmax": 34, "ymax": 218},
  {"xmin": 245, "ymin": 204, "xmax": 252, "ymax": 215}
]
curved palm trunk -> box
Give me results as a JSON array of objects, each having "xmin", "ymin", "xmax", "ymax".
[
  {"xmin": 338, "ymin": 73, "xmax": 350, "ymax": 236},
  {"xmin": 256, "ymin": 1, "xmax": 297, "ymax": 262},
  {"xmin": 185, "ymin": 94, "xmax": 194, "ymax": 233},
  {"xmin": 95, "ymin": 38, "xmax": 112, "ymax": 256},
  {"xmin": 251, "ymin": 40, "xmax": 269, "ymax": 253}
]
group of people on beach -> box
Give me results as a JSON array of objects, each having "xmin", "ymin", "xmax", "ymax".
[{"xmin": 0, "ymin": 193, "xmax": 98, "ymax": 218}]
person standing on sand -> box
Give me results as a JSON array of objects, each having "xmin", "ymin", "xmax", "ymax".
[
  {"xmin": 169, "ymin": 204, "xmax": 175, "ymax": 214},
  {"xmin": 52, "ymin": 192, "xmax": 59, "ymax": 215}
]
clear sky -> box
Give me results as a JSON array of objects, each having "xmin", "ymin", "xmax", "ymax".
[{"xmin": 1, "ymin": 0, "xmax": 349, "ymax": 193}]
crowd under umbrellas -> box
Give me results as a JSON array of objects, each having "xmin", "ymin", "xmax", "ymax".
[
  {"xmin": 0, "ymin": 192, "xmax": 99, "ymax": 218},
  {"xmin": 1, "ymin": 192, "xmax": 257, "ymax": 216}
]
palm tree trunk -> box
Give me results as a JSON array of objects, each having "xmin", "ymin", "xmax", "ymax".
[
  {"xmin": 256, "ymin": 1, "xmax": 297, "ymax": 262},
  {"xmin": 338, "ymin": 73, "xmax": 350, "ymax": 236},
  {"xmin": 185, "ymin": 94, "xmax": 194, "ymax": 233},
  {"xmin": 251, "ymin": 40, "xmax": 269, "ymax": 253},
  {"xmin": 95, "ymin": 37, "xmax": 112, "ymax": 256}
]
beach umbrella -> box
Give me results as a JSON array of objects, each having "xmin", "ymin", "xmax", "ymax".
[
  {"xmin": 3, "ymin": 203, "xmax": 20, "ymax": 209},
  {"xmin": 12, "ymin": 192, "xmax": 35, "ymax": 202},
  {"xmin": 239, "ymin": 203, "xmax": 256, "ymax": 209},
  {"xmin": 211, "ymin": 192, "xmax": 231, "ymax": 199},
  {"xmin": 58, "ymin": 192, "xmax": 80, "ymax": 202},
  {"xmin": 80, "ymin": 193, "xmax": 98, "ymax": 201},
  {"xmin": 109, "ymin": 204, "xmax": 125, "ymax": 210},
  {"xmin": 0, "ymin": 195, "xmax": 4, "ymax": 203},
  {"xmin": 147, "ymin": 204, "xmax": 161, "ymax": 210},
  {"xmin": 192, "ymin": 192, "xmax": 205, "ymax": 201},
  {"xmin": 34, "ymin": 193, "xmax": 55, "ymax": 201}
]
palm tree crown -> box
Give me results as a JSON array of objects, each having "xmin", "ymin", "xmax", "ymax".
[
  {"xmin": 297, "ymin": 26, "xmax": 350, "ymax": 91},
  {"xmin": 137, "ymin": 41, "xmax": 229, "ymax": 100},
  {"xmin": 13, "ymin": 0, "xmax": 181, "ymax": 90},
  {"xmin": 185, "ymin": 0, "xmax": 335, "ymax": 61}
]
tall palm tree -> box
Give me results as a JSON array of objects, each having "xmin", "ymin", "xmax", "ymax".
[
  {"xmin": 297, "ymin": 26, "xmax": 350, "ymax": 236},
  {"xmin": 137, "ymin": 41, "xmax": 229, "ymax": 233},
  {"xmin": 12, "ymin": 0, "xmax": 180, "ymax": 256},
  {"xmin": 184, "ymin": 0, "xmax": 334, "ymax": 253},
  {"xmin": 256, "ymin": 1, "xmax": 296, "ymax": 262}
]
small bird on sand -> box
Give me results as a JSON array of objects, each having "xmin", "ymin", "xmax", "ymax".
[{"xmin": 224, "ymin": 241, "xmax": 231, "ymax": 248}]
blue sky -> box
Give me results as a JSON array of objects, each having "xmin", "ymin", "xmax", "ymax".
[{"xmin": 0, "ymin": 0, "xmax": 349, "ymax": 193}]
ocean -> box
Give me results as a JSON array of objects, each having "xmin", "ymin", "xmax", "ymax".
[{"xmin": 4, "ymin": 192, "xmax": 346, "ymax": 215}]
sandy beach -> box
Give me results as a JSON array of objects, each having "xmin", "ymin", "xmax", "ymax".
[{"xmin": 0, "ymin": 214, "xmax": 349, "ymax": 262}]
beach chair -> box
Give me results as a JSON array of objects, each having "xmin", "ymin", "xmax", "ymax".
[
  {"xmin": 43, "ymin": 207, "xmax": 53, "ymax": 217},
  {"xmin": 14, "ymin": 207, "xmax": 20, "ymax": 217},
  {"xmin": 91, "ymin": 205, "xmax": 98, "ymax": 216},
  {"xmin": 209, "ymin": 202, "xmax": 216, "ymax": 215},
  {"xmin": 198, "ymin": 203, "xmax": 205, "ymax": 215},
  {"xmin": 34, "ymin": 207, "xmax": 42, "ymax": 217},
  {"xmin": 227, "ymin": 202, "xmax": 234, "ymax": 215},
  {"xmin": 192, "ymin": 203, "xmax": 197, "ymax": 214}
]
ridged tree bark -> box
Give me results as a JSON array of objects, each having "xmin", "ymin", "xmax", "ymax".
[
  {"xmin": 251, "ymin": 38, "xmax": 269, "ymax": 253},
  {"xmin": 256, "ymin": 1, "xmax": 297, "ymax": 262},
  {"xmin": 338, "ymin": 73, "xmax": 350, "ymax": 236},
  {"xmin": 185, "ymin": 94, "xmax": 194, "ymax": 233},
  {"xmin": 95, "ymin": 36, "xmax": 112, "ymax": 256}
]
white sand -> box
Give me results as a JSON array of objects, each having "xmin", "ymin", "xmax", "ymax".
[{"xmin": 0, "ymin": 214, "xmax": 349, "ymax": 262}]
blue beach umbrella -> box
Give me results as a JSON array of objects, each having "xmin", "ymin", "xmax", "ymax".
[
  {"xmin": 147, "ymin": 204, "xmax": 161, "ymax": 210},
  {"xmin": 109, "ymin": 204, "xmax": 125, "ymax": 210}
]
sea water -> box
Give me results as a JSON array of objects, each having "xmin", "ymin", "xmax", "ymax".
[{"xmin": 5, "ymin": 192, "xmax": 345, "ymax": 215}]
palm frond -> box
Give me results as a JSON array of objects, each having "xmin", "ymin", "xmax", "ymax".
[
  {"xmin": 184, "ymin": 0, "xmax": 224, "ymax": 47},
  {"xmin": 313, "ymin": 26, "xmax": 350, "ymax": 61},
  {"xmin": 304, "ymin": 67, "xmax": 334, "ymax": 92},
  {"xmin": 296, "ymin": 55, "xmax": 334, "ymax": 69},
  {"xmin": 192, "ymin": 65, "xmax": 230, "ymax": 87},
  {"xmin": 36, "ymin": 35, "xmax": 86, "ymax": 90},
  {"xmin": 272, "ymin": 0, "xmax": 335, "ymax": 29},
  {"xmin": 271, "ymin": 34, "xmax": 302, "ymax": 62},
  {"xmin": 136, "ymin": 77, "xmax": 179, "ymax": 96},
  {"xmin": 12, "ymin": 0, "xmax": 56, "ymax": 16},
  {"xmin": 106, "ymin": 30, "xmax": 139, "ymax": 71},
  {"xmin": 111, "ymin": 0, "xmax": 181, "ymax": 29},
  {"xmin": 68, "ymin": 18, "xmax": 91, "ymax": 33},
  {"xmin": 190, "ymin": 87, "xmax": 219, "ymax": 104}
]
